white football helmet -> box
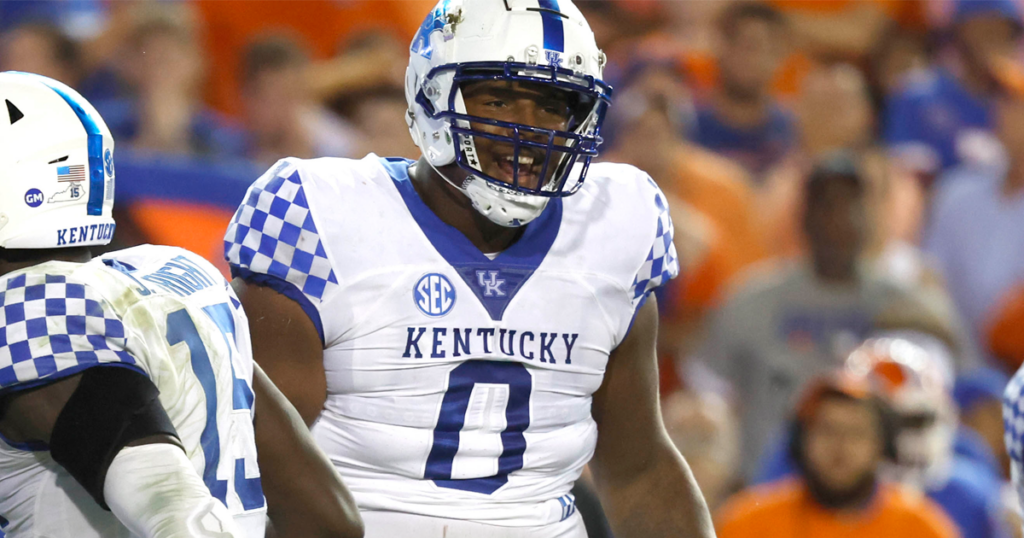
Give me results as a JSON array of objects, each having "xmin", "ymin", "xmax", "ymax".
[
  {"xmin": 846, "ymin": 337, "xmax": 958, "ymax": 489},
  {"xmin": 405, "ymin": 0, "xmax": 612, "ymax": 227},
  {"xmin": 0, "ymin": 72, "xmax": 115, "ymax": 249}
]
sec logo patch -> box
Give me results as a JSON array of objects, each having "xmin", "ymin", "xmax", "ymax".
[{"xmin": 415, "ymin": 273, "xmax": 456, "ymax": 317}]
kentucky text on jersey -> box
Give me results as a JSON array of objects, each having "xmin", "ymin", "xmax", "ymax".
[
  {"xmin": 402, "ymin": 326, "xmax": 580, "ymax": 364},
  {"xmin": 55, "ymin": 223, "xmax": 115, "ymax": 245}
]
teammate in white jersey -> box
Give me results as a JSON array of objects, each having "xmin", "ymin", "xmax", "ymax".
[
  {"xmin": 1005, "ymin": 362, "xmax": 1024, "ymax": 531},
  {"xmin": 0, "ymin": 73, "xmax": 362, "ymax": 538},
  {"xmin": 226, "ymin": 1, "xmax": 714, "ymax": 537}
]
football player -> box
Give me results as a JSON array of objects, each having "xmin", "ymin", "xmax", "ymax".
[
  {"xmin": 226, "ymin": 1, "xmax": 714, "ymax": 537},
  {"xmin": 1004, "ymin": 348, "xmax": 1024, "ymax": 531},
  {"xmin": 0, "ymin": 72, "xmax": 361, "ymax": 537}
]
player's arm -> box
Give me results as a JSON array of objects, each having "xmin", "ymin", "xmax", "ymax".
[
  {"xmin": 252, "ymin": 362, "xmax": 363, "ymax": 538},
  {"xmin": 0, "ymin": 367, "xmax": 242, "ymax": 538},
  {"xmin": 588, "ymin": 296, "xmax": 716, "ymax": 538},
  {"xmin": 232, "ymin": 279, "xmax": 327, "ymax": 426}
]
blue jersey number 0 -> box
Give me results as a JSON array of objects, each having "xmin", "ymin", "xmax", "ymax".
[{"xmin": 425, "ymin": 360, "xmax": 532, "ymax": 494}]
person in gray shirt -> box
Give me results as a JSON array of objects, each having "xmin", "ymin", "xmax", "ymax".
[{"xmin": 704, "ymin": 153, "xmax": 969, "ymax": 482}]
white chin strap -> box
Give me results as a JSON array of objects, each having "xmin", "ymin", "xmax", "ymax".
[{"xmin": 424, "ymin": 161, "xmax": 550, "ymax": 228}]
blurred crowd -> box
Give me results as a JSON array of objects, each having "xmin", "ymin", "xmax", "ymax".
[{"xmin": 9, "ymin": 0, "xmax": 1024, "ymax": 537}]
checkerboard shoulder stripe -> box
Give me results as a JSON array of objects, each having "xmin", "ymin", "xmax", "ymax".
[
  {"xmin": 224, "ymin": 162, "xmax": 338, "ymax": 303},
  {"xmin": 0, "ymin": 272, "xmax": 135, "ymax": 390},
  {"xmin": 629, "ymin": 177, "xmax": 679, "ymax": 304},
  {"xmin": 1004, "ymin": 367, "xmax": 1024, "ymax": 503}
]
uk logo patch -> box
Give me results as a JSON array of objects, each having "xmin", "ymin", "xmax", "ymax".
[
  {"xmin": 415, "ymin": 273, "xmax": 456, "ymax": 317},
  {"xmin": 475, "ymin": 270, "xmax": 506, "ymax": 297},
  {"xmin": 411, "ymin": 0, "xmax": 454, "ymax": 59},
  {"xmin": 545, "ymin": 50, "xmax": 563, "ymax": 67}
]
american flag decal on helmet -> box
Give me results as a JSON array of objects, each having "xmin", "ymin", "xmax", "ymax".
[{"xmin": 57, "ymin": 164, "xmax": 86, "ymax": 182}]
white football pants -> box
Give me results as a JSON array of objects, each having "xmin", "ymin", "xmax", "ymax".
[{"xmin": 360, "ymin": 510, "xmax": 588, "ymax": 538}]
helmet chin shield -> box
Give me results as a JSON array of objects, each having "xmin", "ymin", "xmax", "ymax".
[{"xmin": 461, "ymin": 174, "xmax": 550, "ymax": 227}]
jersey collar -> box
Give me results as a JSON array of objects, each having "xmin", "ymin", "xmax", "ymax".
[{"xmin": 380, "ymin": 157, "xmax": 563, "ymax": 321}]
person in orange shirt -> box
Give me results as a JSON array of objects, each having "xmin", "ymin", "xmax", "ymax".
[{"xmin": 716, "ymin": 373, "xmax": 961, "ymax": 538}]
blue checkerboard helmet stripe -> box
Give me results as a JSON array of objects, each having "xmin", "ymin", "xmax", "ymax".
[
  {"xmin": 629, "ymin": 176, "xmax": 679, "ymax": 306},
  {"xmin": 406, "ymin": 0, "xmax": 612, "ymax": 227},
  {"xmin": 224, "ymin": 159, "xmax": 338, "ymax": 342},
  {"xmin": 0, "ymin": 272, "xmax": 136, "ymax": 393},
  {"xmin": 0, "ymin": 72, "xmax": 116, "ymax": 249}
]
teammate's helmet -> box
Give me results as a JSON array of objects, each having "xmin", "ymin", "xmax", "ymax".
[
  {"xmin": 0, "ymin": 72, "xmax": 115, "ymax": 249},
  {"xmin": 405, "ymin": 0, "xmax": 612, "ymax": 227},
  {"xmin": 845, "ymin": 338, "xmax": 957, "ymax": 487}
]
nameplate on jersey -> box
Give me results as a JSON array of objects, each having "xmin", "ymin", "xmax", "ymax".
[
  {"xmin": 105, "ymin": 255, "xmax": 217, "ymax": 298},
  {"xmin": 140, "ymin": 256, "xmax": 216, "ymax": 297}
]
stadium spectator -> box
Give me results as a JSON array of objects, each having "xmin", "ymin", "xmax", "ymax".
[
  {"xmin": 346, "ymin": 84, "xmax": 419, "ymax": 160},
  {"xmin": 716, "ymin": 373, "xmax": 959, "ymax": 538},
  {"xmin": 925, "ymin": 90, "xmax": 1024, "ymax": 369},
  {"xmin": 0, "ymin": 0, "xmax": 109, "ymax": 39},
  {"xmin": 987, "ymin": 283, "xmax": 1024, "ymax": 374},
  {"xmin": 93, "ymin": 3, "xmax": 246, "ymax": 159},
  {"xmin": 603, "ymin": 58, "xmax": 766, "ymax": 359},
  {"xmin": 761, "ymin": 63, "xmax": 941, "ymax": 295},
  {"xmin": 0, "ymin": 3, "xmax": 146, "ymax": 106},
  {"xmin": 0, "ymin": 22, "xmax": 81, "ymax": 87},
  {"xmin": 884, "ymin": 0, "xmax": 1023, "ymax": 181},
  {"xmin": 756, "ymin": 338, "xmax": 1009, "ymax": 538},
  {"xmin": 770, "ymin": 0, "xmax": 927, "ymax": 62},
  {"xmin": 691, "ymin": 2, "xmax": 795, "ymax": 181},
  {"xmin": 193, "ymin": 0, "xmax": 430, "ymax": 117},
  {"xmin": 576, "ymin": 0, "xmax": 674, "ymax": 69},
  {"xmin": 704, "ymin": 153, "xmax": 966, "ymax": 481},
  {"xmin": 868, "ymin": 26, "xmax": 933, "ymax": 120},
  {"xmin": 765, "ymin": 65, "xmax": 978, "ymax": 369},
  {"xmin": 325, "ymin": 34, "xmax": 420, "ymax": 160},
  {"xmin": 241, "ymin": 34, "xmax": 358, "ymax": 167},
  {"xmin": 760, "ymin": 64, "xmax": 879, "ymax": 259},
  {"xmin": 955, "ymin": 368, "xmax": 1012, "ymax": 478}
]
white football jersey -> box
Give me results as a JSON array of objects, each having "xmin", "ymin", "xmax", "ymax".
[
  {"xmin": 225, "ymin": 154, "xmax": 677, "ymax": 527},
  {"xmin": 1005, "ymin": 364, "xmax": 1024, "ymax": 520},
  {"xmin": 0, "ymin": 245, "xmax": 265, "ymax": 538}
]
